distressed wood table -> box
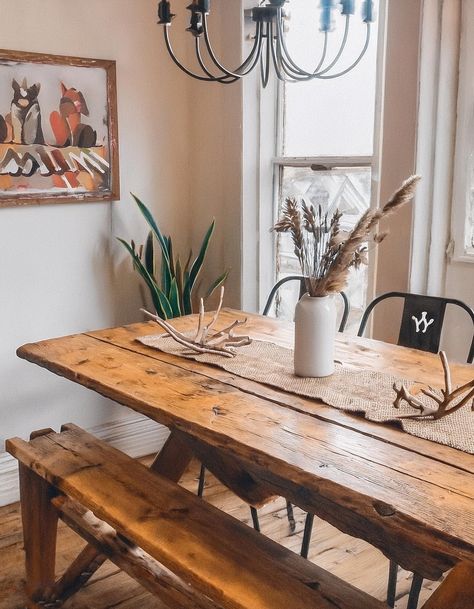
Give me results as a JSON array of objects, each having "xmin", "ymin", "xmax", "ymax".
[{"xmin": 17, "ymin": 309, "xmax": 474, "ymax": 602}]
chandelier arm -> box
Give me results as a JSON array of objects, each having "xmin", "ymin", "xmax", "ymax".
[
  {"xmin": 230, "ymin": 21, "xmax": 266, "ymax": 77},
  {"xmin": 268, "ymin": 21, "xmax": 287, "ymax": 82},
  {"xmin": 195, "ymin": 38, "xmax": 239, "ymax": 83},
  {"xmin": 275, "ymin": 33, "xmax": 318, "ymax": 80},
  {"xmin": 164, "ymin": 27, "xmax": 231, "ymax": 82},
  {"xmin": 276, "ymin": 32, "xmax": 323, "ymax": 81},
  {"xmin": 276, "ymin": 11, "xmax": 329, "ymax": 78},
  {"xmin": 316, "ymin": 23, "xmax": 371, "ymax": 79},
  {"xmin": 202, "ymin": 14, "xmax": 264, "ymax": 78},
  {"xmin": 313, "ymin": 15, "xmax": 350, "ymax": 76},
  {"xmin": 261, "ymin": 22, "xmax": 272, "ymax": 88}
]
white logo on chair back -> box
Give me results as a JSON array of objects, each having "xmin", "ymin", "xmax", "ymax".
[{"xmin": 412, "ymin": 311, "xmax": 435, "ymax": 334}]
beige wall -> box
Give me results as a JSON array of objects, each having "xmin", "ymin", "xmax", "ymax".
[
  {"xmin": 0, "ymin": 0, "xmax": 191, "ymax": 452},
  {"xmin": 185, "ymin": 3, "xmax": 244, "ymax": 309}
]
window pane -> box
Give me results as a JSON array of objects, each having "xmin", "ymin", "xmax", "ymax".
[
  {"xmin": 282, "ymin": 0, "xmax": 379, "ymax": 157},
  {"xmin": 273, "ymin": 166, "xmax": 371, "ymax": 331},
  {"xmin": 465, "ymin": 159, "xmax": 474, "ymax": 253}
]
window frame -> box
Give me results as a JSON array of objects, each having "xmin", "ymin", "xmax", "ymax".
[{"xmin": 241, "ymin": 0, "xmax": 388, "ymax": 314}]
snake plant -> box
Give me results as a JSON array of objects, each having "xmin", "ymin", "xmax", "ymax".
[{"xmin": 118, "ymin": 195, "xmax": 228, "ymax": 319}]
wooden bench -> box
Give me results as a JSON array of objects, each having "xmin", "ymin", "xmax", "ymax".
[{"xmin": 7, "ymin": 424, "xmax": 389, "ymax": 609}]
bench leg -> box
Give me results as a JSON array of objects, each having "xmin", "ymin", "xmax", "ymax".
[{"xmin": 19, "ymin": 463, "xmax": 58, "ymax": 608}]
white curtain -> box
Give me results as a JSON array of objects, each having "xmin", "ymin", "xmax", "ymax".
[{"xmin": 409, "ymin": 0, "xmax": 461, "ymax": 295}]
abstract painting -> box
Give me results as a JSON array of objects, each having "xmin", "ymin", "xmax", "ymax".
[{"xmin": 0, "ymin": 50, "xmax": 119, "ymax": 207}]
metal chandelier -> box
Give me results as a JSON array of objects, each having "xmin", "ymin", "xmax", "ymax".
[{"xmin": 157, "ymin": 0, "xmax": 376, "ymax": 87}]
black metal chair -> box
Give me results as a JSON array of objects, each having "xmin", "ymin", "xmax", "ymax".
[
  {"xmin": 358, "ymin": 291, "xmax": 474, "ymax": 609},
  {"xmin": 358, "ymin": 291, "xmax": 474, "ymax": 363},
  {"xmin": 198, "ymin": 275, "xmax": 350, "ymax": 537},
  {"xmin": 263, "ymin": 275, "xmax": 350, "ymax": 332}
]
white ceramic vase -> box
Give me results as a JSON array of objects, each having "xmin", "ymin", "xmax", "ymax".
[{"xmin": 294, "ymin": 293, "xmax": 337, "ymax": 378}]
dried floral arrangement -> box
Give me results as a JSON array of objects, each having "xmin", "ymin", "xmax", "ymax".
[
  {"xmin": 392, "ymin": 351, "xmax": 474, "ymax": 420},
  {"xmin": 273, "ymin": 175, "xmax": 421, "ymax": 297},
  {"xmin": 142, "ymin": 287, "xmax": 251, "ymax": 358}
]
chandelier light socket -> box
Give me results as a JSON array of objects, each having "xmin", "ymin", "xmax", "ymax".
[
  {"xmin": 158, "ymin": 0, "xmax": 175, "ymax": 25},
  {"xmin": 363, "ymin": 0, "xmax": 375, "ymax": 22},
  {"xmin": 320, "ymin": 0, "xmax": 335, "ymax": 33},
  {"xmin": 186, "ymin": 6, "xmax": 204, "ymax": 37},
  {"xmin": 340, "ymin": 0, "xmax": 355, "ymax": 15}
]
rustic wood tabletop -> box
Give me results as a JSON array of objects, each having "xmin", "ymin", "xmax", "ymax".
[{"xmin": 17, "ymin": 309, "xmax": 474, "ymax": 591}]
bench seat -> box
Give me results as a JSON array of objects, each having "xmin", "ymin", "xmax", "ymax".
[{"xmin": 7, "ymin": 424, "xmax": 388, "ymax": 609}]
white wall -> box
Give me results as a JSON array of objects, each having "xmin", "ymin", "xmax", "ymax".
[{"xmin": 0, "ymin": 0, "xmax": 192, "ymax": 502}]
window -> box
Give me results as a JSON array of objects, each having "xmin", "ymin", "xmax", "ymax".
[{"xmin": 265, "ymin": 0, "xmax": 383, "ymax": 330}]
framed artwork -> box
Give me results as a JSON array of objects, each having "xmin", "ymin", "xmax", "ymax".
[{"xmin": 0, "ymin": 49, "xmax": 119, "ymax": 207}]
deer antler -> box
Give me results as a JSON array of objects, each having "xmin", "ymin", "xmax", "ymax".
[
  {"xmin": 142, "ymin": 287, "xmax": 251, "ymax": 358},
  {"xmin": 392, "ymin": 351, "xmax": 474, "ymax": 420}
]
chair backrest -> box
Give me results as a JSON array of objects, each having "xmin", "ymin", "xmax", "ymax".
[
  {"xmin": 263, "ymin": 275, "xmax": 350, "ymax": 333},
  {"xmin": 357, "ymin": 291, "xmax": 474, "ymax": 363}
]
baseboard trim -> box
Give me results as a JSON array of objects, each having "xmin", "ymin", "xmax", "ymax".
[{"xmin": 0, "ymin": 416, "xmax": 169, "ymax": 507}]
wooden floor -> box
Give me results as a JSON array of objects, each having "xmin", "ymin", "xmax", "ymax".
[{"xmin": 0, "ymin": 458, "xmax": 442, "ymax": 609}]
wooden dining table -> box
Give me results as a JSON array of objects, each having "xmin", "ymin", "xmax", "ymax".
[{"xmin": 16, "ymin": 309, "xmax": 474, "ymax": 603}]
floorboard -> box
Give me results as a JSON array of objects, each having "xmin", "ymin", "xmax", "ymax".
[{"xmin": 0, "ymin": 458, "xmax": 441, "ymax": 609}]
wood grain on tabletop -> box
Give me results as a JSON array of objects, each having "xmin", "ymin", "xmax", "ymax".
[{"xmin": 15, "ymin": 310, "xmax": 474, "ymax": 579}]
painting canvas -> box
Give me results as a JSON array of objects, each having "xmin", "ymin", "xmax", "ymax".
[{"xmin": 0, "ymin": 50, "xmax": 119, "ymax": 207}]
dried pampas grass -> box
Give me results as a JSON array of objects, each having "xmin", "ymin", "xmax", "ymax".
[{"xmin": 273, "ymin": 174, "xmax": 421, "ymax": 297}]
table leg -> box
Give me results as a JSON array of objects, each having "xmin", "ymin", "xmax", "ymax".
[{"xmin": 149, "ymin": 431, "xmax": 194, "ymax": 481}]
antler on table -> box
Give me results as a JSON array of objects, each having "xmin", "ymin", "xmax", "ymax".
[
  {"xmin": 393, "ymin": 351, "xmax": 474, "ymax": 420},
  {"xmin": 141, "ymin": 287, "xmax": 252, "ymax": 358}
]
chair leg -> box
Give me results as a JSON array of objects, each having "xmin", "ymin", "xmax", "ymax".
[
  {"xmin": 19, "ymin": 463, "xmax": 59, "ymax": 607},
  {"xmin": 250, "ymin": 506, "xmax": 260, "ymax": 532},
  {"xmin": 286, "ymin": 501, "xmax": 296, "ymax": 533},
  {"xmin": 407, "ymin": 573, "xmax": 423, "ymax": 609},
  {"xmin": 387, "ymin": 560, "xmax": 398, "ymax": 607},
  {"xmin": 300, "ymin": 513, "xmax": 314, "ymax": 559},
  {"xmin": 197, "ymin": 463, "xmax": 206, "ymax": 498}
]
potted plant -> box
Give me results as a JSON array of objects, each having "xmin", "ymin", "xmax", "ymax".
[
  {"xmin": 273, "ymin": 175, "xmax": 420, "ymax": 377},
  {"xmin": 118, "ymin": 195, "xmax": 228, "ymax": 319}
]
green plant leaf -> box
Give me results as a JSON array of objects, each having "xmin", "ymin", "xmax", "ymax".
[
  {"xmin": 168, "ymin": 278, "xmax": 181, "ymax": 318},
  {"xmin": 161, "ymin": 257, "xmax": 171, "ymax": 297},
  {"xmin": 132, "ymin": 193, "xmax": 172, "ymax": 292},
  {"xmin": 184, "ymin": 249, "xmax": 193, "ymax": 275},
  {"xmin": 189, "ymin": 220, "xmax": 215, "ymax": 289},
  {"xmin": 144, "ymin": 231, "xmax": 155, "ymax": 278},
  {"xmin": 205, "ymin": 269, "xmax": 229, "ymax": 299},
  {"xmin": 183, "ymin": 270, "xmax": 192, "ymax": 315},
  {"xmin": 167, "ymin": 236, "xmax": 175, "ymax": 277},
  {"xmin": 132, "ymin": 194, "xmax": 169, "ymax": 262},
  {"xmin": 117, "ymin": 238, "xmax": 173, "ymax": 319},
  {"xmin": 175, "ymin": 256, "xmax": 184, "ymax": 312}
]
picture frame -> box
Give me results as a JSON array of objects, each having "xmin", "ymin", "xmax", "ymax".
[{"xmin": 0, "ymin": 49, "xmax": 119, "ymax": 208}]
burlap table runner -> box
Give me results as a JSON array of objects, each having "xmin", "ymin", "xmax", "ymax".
[{"xmin": 138, "ymin": 334, "xmax": 474, "ymax": 454}]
